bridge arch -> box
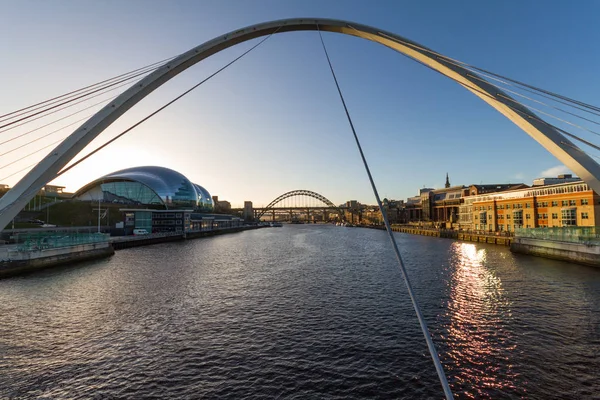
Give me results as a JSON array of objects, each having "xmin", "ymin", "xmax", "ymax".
[
  {"xmin": 2, "ymin": 18, "xmax": 600, "ymax": 229},
  {"xmin": 256, "ymin": 190, "xmax": 344, "ymax": 219}
]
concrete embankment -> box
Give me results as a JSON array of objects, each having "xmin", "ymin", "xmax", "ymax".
[
  {"xmin": 1, "ymin": 225, "xmax": 266, "ymax": 278},
  {"xmin": 0, "ymin": 242, "xmax": 115, "ymax": 278},
  {"xmin": 371, "ymin": 225, "xmax": 598, "ymax": 266},
  {"xmin": 110, "ymin": 226, "xmax": 263, "ymax": 250},
  {"xmin": 373, "ymin": 225, "xmax": 513, "ymax": 246},
  {"xmin": 511, "ymin": 237, "xmax": 600, "ymax": 267}
]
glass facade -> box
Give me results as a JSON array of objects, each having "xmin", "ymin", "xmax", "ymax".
[
  {"xmin": 193, "ymin": 184, "xmax": 214, "ymax": 212},
  {"xmin": 101, "ymin": 181, "xmax": 162, "ymax": 205},
  {"xmin": 135, "ymin": 211, "xmax": 153, "ymax": 230},
  {"xmin": 74, "ymin": 166, "xmax": 214, "ymax": 212}
]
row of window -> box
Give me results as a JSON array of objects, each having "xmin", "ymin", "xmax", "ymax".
[
  {"xmin": 153, "ymin": 220, "xmax": 183, "ymax": 225},
  {"xmin": 476, "ymin": 199, "xmax": 590, "ymax": 211},
  {"xmin": 154, "ymin": 213, "xmax": 183, "ymax": 219},
  {"xmin": 475, "ymin": 212, "xmax": 589, "ymax": 223}
]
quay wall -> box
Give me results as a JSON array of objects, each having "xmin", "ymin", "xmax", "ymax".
[
  {"xmin": 1, "ymin": 226, "xmax": 266, "ymax": 279},
  {"xmin": 0, "ymin": 242, "xmax": 114, "ymax": 278},
  {"xmin": 385, "ymin": 225, "xmax": 512, "ymax": 246},
  {"xmin": 511, "ymin": 237, "xmax": 600, "ymax": 267},
  {"xmin": 369, "ymin": 225, "xmax": 598, "ymax": 266},
  {"xmin": 110, "ymin": 225, "xmax": 263, "ymax": 250}
]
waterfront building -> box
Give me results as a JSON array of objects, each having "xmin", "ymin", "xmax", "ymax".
[
  {"xmin": 458, "ymin": 184, "xmax": 528, "ymax": 230},
  {"xmin": 404, "ymin": 195, "xmax": 423, "ymax": 222},
  {"xmin": 363, "ymin": 205, "xmax": 383, "ymax": 225},
  {"xmin": 73, "ymin": 166, "xmax": 214, "ymax": 212},
  {"xmin": 382, "ymin": 199, "xmax": 405, "ymax": 224},
  {"xmin": 243, "ymin": 201, "xmax": 254, "ymax": 221},
  {"xmin": 212, "ymin": 196, "xmax": 232, "ymax": 213},
  {"xmin": 532, "ymin": 174, "xmax": 581, "ymax": 187},
  {"xmin": 122, "ymin": 208, "xmax": 242, "ymax": 234},
  {"xmin": 403, "ymin": 175, "xmax": 527, "ymax": 228},
  {"xmin": 470, "ymin": 180, "xmax": 598, "ymax": 232}
]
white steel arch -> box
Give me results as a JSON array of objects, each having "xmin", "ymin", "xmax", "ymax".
[{"xmin": 2, "ymin": 18, "xmax": 600, "ymax": 230}]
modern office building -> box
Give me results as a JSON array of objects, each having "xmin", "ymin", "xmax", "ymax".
[{"xmin": 73, "ymin": 166, "xmax": 214, "ymax": 212}]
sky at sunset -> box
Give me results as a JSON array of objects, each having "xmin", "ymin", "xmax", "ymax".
[{"xmin": 2, "ymin": 0, "xmax": 600, "ymax": 207}]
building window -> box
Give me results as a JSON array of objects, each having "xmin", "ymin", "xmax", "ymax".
[
  {"xmin": 569, "ymin": 200, "xmax": 577, "ymax": 206},
  {"xmin": 562, "ymin": 200, "xmax": 568, "ymax": 206},
  {"xmin": 526, "ymin": 214, "xmax": 531, "ymax": 219},
  {"xmin": 506, "ymin": 204, "xmax": 511, "ymax": 209},
  {"xmin": 582, "ymin": 212, "xmax": 589, "ymax": 219},
  {"xmin": 561, "ymin": 209, "xmax": 577, "ymax": 226},
  {"xmin": 176, "ymin": 213, "xmax": 182, "ymax": 218},
  {"xmin": 507, "ymin": 214, "xmax": 511, "ymax": 220},
  {"xmin": 581, "ymin": 199, "xmax": 589, "ymax": 205},
  {"xmin": 499, "ymin": 224, "xmax": 504, "ymax": 231},
  {"xmin": 552, "ymin": 201, "xmax": 558, "ymax": 207},
  {"xmin": 552, "ymin": 213, "xmax": 558, "ymax": 219},
  {"xmin": 525, "ymin": 203, "xmax": 531, "ymax": 208},
  {"xmin": 513, "ymin": 210, "xmax": 523, "ymax": 227}
]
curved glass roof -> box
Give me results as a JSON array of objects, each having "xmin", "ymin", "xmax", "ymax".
[{"xmin": 74, "ymin": 166, "xmax": 213, "ymax": 211}]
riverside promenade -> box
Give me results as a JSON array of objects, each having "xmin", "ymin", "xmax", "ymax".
[{"xmin": 385, "ymin": 225, "xmax": 514, "ymax": 246}]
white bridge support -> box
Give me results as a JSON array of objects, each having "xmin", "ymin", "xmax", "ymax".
[{"xmin": 2, "ymin": 18, "xmax": 600, "ymax": 230}]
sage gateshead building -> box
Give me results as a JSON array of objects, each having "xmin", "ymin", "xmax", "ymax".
[{"xmin": 74, "ymin": 166, "xmax": 242, "ymax": 233}]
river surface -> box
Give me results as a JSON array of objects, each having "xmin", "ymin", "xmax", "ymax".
[{"xmin": 0, "ymin": 225, "xmax": 599, "ymax": 399}]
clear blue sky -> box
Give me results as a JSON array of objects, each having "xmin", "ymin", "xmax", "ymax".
[{"xmin": 2, "ymin": 0, "xmax": 600, "ymax": 207}]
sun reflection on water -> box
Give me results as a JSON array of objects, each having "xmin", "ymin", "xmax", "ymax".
[{"xmin": 442, "ymin": 243, "xmax": 519, "ymax": 398}]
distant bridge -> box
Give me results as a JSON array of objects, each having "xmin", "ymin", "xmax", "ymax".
[{"xmin": 240, "ymin": 190, "xmax": 345, "ymax": 222}]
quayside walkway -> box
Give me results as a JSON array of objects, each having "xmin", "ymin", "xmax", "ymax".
[{"xmin": 365, "ymin": 225, "xmax": 514, "ymax": 246}]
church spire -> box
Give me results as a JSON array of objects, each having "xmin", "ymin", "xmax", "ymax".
[{"xmin": 445, "ymin": 172, "xmax": 450, "ymax": 188}]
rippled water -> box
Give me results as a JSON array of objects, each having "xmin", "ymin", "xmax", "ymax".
[{"xmin": 1, "ymin": 225, "xmax": 599, "ymax": 399}]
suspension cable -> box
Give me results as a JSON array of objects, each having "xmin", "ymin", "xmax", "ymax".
[
  {"xmin": 55, "ymin": 27, "xmax": 281, "ymax": 178},
  {"xmin": 0, "ymin": 136, "xmax": 68, "ymax": 171},
  {"xmin": 0, "ymin": 69, "xmax": 156, "ymax": 136},
  {"xmin": 0, "ymin": 56, "xmax": 175, "ymax": 123},
  {"xmin": 317, "ymin": 26, "xmax": 454, "ymax": 400},
  {"xmin": 465, "ymin": 73, "xmax": 600, "ymax": 127},
  {"xmin": 375, "ymin": 37, "xmax": 600, "ymax": 158},
  {"xmin": 0, "ymin": 61, "xmax": 169, "ymax": 131},
  {"xmin": 375, "ymin": 30, "xmax": 600, "ymax": 114},
  {"xmin": 0, "ymin": 94, "xmax": 116, "ymax": 145},
  {"xmin": 0, "ymin": 114, "xmax": 93, "ymax": 158}
]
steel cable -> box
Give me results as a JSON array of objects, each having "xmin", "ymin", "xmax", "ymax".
[
  {"xmin": 0, "ymin": 61, "xmax": 170, "ymax": 131},
  {"xmin": 0, "ymin": 56, "xmax": 175, "ymax": 123},
  {"xmin": 317, "ymin": 26, "xmax": 455, "ymax": 400}
]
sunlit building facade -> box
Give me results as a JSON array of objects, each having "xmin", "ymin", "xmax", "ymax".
[{"xmin": 470, "ymin": 180, "xmax": 599, "ymax": 232}]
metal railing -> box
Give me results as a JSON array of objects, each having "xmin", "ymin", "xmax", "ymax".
[
  {"xmin": 515, "ymin": 227, "xmax": 600, "ymax": 244},
  {"xmin": 16, "ymin": 232, "xmax": 109, "ymax": 251}
]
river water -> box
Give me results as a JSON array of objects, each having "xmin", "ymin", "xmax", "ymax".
[{"xmin": 0, "ymin": 225, "xmax": 599, "ymax": 399}]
